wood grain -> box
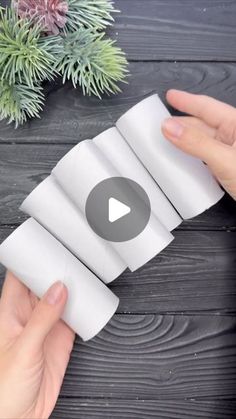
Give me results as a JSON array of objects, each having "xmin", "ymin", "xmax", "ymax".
[
  {"xmin": 110, "ymin": 0, "xmax": 236, "ymax": 61},
  {"xmin": 1, "ymin": 62, "xmax": 236, "ymax": 144},
  {"xmin": 4, "ymin": 0, "xmax": 236, "ymax": 61},
  {"xmin": 57, "ymin": 314, "xmax": 236, "ymax": 399},
  {"xmin": 51, "ymin": 399, "xmax": 236, "ymax": 419},
  {"xmin": 1, "ymin": 228, "xmax": 236, "ymax": 314}
]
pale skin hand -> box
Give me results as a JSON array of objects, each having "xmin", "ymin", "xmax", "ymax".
[
  {"xmin": 0, "ymin": 271, "xmax": 75, "ymax": 419},
  {"xmin": 162, "ymin": 90, "xmax": 236, "ymax": 200}
]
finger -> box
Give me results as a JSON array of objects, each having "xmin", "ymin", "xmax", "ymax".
[
  {"xmin": 162, "ymin": 117, "xmax": 233, "ymax": 178},
  {"xmin": 0, "ymin": 272, "xmax": 33, "ymax": 345},
  {"xmin": 0, "ymin": 271, "xmax": 29, "ymax": 306},
  {"xmin": 44, "ymin": 320, "xmax": 75, "ymax": 374},
  {"xmin": 29, "ymin": 290, "xmax": 39, "ymax": 310},
  {"xmin": 166, "ymin": 89, "xmax": 236, "ymax": 131},
  {"xmin": 17, "ymin": 281, "xmax": 68, "ymax": 354},
  {"xmin": 176, "ymin": 116, "xmax": 216, "ymax": 139},
  {"xmin": 0, "ymin": 271, "xmax": 36, "ymax": 329}
]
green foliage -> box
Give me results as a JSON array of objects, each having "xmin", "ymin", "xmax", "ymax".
[
  {"xmin": 0, "ymin": 80, "xmax": 44, "ymax": 127},
  {"xmin": 0, "ymin": 1, "xmax": 128, "ymax": 126},
  {"xmin": 66, "ymin": 0, "xmax": 115, "ymax": 31},
  {"xmin": 0, "ymin": 7, "xmax": 61, "ymax": 87},
  {"xmin": 57, "ymin": 29, "xmax": 128, "ymax": 97}
]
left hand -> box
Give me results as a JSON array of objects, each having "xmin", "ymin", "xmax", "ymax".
[{"xmin": 0, "ymin": 271, "xmax": 75, "ymax": 419}]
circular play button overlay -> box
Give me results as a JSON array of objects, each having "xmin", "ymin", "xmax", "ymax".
[{"xmin": 85, "ymin": 177, "xmax": 151, "ymax": 242}]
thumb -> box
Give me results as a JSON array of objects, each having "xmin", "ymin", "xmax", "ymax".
[
  {"xmin": 161, "ymin": 117, "xmax": 233, "ymax": 178},
  {"xmin": 18, "ymin": 281, "xmax": 68, "ymax": 354}
]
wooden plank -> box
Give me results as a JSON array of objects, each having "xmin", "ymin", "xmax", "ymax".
[
  {"xmin": 0, "ymin": 142, "xmax": 235, "ymax": 229},
  {"xmin": 52, "ymin": 399, "xmax": 236, "ymax": 419},
  {"xmin": 1, "ymin": 62, "xmax": 236, "ymax": 144},
  {"xmin": 111, "ymin": 0, "xmax": 236, "ymax": 61},
  {"xmin": 111, "ymin": 230, "xmax": 236, "ymax": 314},
  {"xmin": 2, "ymin": 1, "xmax": 236, "ymax": 61},
  {"xmin": 56, "ymin": 314, "xmax": 236, "ymax": 399},
  {"xmin": 1, "ymin": 228, "xmax": 236, "ymax": 314}
]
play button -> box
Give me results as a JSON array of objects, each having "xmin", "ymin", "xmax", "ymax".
[
  {"xmin": 109, "ymin": 198, "xmax": 131, "ymax": 223},
  {"xmin": 85, "ymin": 177, "xmax": 151, "ymax": 242}
]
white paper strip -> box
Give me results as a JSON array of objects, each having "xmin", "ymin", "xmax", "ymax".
[
  {"xmin": 116, "ymin": 94, "xmax": 225, "ymax": 219},
  {"xmin": 53, "ymin": 140, "xmax": 174, "ymax": 272},
  {"xmin": 0, "ymin": 218, "xmax": 119, "ymax": 341},
  {"xmin": 20, "ymin": 176, "xmax": 126, "ymax": 284},
  {"xmin": 94, "ymin": 127, "xmax": 182, "ymax": 231}
]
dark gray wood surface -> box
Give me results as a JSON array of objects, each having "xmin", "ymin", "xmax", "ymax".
[
  {"xmin": 0, "ymin": 1, "xmax": 236, "ymax": 418},
  {"xmin": 51, "ymin": 400, "xmax": 236, "ymax": 419},
  {"xmin": 2, "ymin": 62, "xmax": 236, "ymax": 144}
]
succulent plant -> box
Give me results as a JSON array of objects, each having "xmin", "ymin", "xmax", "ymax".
[{"xmin": 15, "ymin": 0, "xmax": 68, "ymax": 35}]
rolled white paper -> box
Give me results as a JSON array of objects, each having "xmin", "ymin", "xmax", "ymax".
[
  {"xmin": 0, "ymin": 218, "xmax": 119, "ymax": 341},
  {"xmin": 94, "ymin": 127, "xmax": 182, "ymax": 231},
  {"xmin": 52, "ymin": 140, "xmax": 120, "ymax": 213},
  {"xmin": 20, "ymin": 176, "xmax": 126, "ymax": 284},
  {"xmin": 53, "ymin": 140, "xmax": 174, "ymax": 272},
  {"xmin": 113, "ymin": 217, "xmax": 174, "ymax": 271},
  {"xmin": 116, "ymin": 94, "xmax": 225, "ymax": 219}
]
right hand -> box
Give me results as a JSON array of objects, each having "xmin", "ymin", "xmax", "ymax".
[{"xmin": 161, "ymin": 89, "xmax": 236, "ymax": 200}]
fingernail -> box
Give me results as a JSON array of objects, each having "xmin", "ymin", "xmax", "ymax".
[
  {"xmin": 45, "ymin": 281, "xmax": 65, "ymax": 305},
  {"xmin": 162, "ymin": 118, "xmax": 184, "ymax": 138}
]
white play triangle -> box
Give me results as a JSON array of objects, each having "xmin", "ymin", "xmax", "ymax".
[{"xmin": 109, "ymin": 197, "xmax": 131, "ymax": 223}]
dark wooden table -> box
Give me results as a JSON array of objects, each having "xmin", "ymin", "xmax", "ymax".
[{"xmin": 1, "ymin": 1, "xmax": 236, "ymax": 418}]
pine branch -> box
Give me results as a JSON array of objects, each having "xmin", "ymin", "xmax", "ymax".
[
  {"xmin": 66, "ymin": 0, "xmax": 116, "ymax": 31},
  {"xmin": 0, "ymin": 7, "xmax": 62, "ymax": 87},
  {"xmin": 57, "ymin": 29, "xmax": 128, "ymax": 98},
  {"xmin": 0, "ymin": 3, "xmax": 128, "ymax": 126},
  {"xmin": 0, "ymin": 80, "xmax": 45, "ymax": 127}
]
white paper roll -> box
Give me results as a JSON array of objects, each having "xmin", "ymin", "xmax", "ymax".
[
  {"xmin": 53, "ymin": 140, "xmax": 174, "ymax": 272},
  {"xmin": 20, "ymin": 176, "xmax": 126, "ymax": 284},
  {"xmin": 116, "ymin": 94, "xmax": 225, "ymax": 219},
  {"xmin": 94, "ymin": 127, "xmax": 182, "ymax": 231},
  {"xmin": 0, "ymin": 219, "xmax": 119, "ymax": 341},
  {"xmin": 114, "ymin": 216, "xmax": 174, "ymax": 272},
  {"xmin": 52, "ymin": 140, "xmax": 120, "ymax": 213}
]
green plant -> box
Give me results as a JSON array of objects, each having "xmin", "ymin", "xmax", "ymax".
[
  {"xmin": 0, "ymin": 80, "xmax": 44, "ymax": 126},
  {"xmin": 0, "ymin": 7, "xmax": 62, "ymax": 87},
  {"xmin": 57, "ymin": 29, "xmax": 128, "ymax": 97},
  {"xmin": 0, "ymin": 1, "xmax": 128, "ymax": 127},
  {"xmin": 65, "ymin": 0, "xmax": 115, "ymax": 31}
]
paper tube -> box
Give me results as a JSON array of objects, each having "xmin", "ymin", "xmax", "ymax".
[
  {"xmin": 53, "ymin": 140, "xmax": 174, "ymax": 271},
  {"xmin": 20, "ymin": 176, "xmax": 126, "ymax": 284},
  {"xmin": 94, "ymin": 127, "xmax": 182, "ymax": 231},
  {"xmin": 0, "ymin": 218, "xmax": 119, "ymax": 341},
  {"xmin": 116, "ymin": 94, "xmax": 225, "ymax": 219},
  {"xmin": 52, "ymin": 140, "xmax": 119, "ymax": 212}
]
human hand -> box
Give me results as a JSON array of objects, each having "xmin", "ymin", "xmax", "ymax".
[
  {"xmin": 0, "ymin": 271, "xmax": 75, "ymax": 419},
  {"xmin": 162, "ymin": 90, "xmax": 236, "ymax": 200}
]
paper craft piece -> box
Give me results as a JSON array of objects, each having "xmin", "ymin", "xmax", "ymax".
[
  {"xmin": 53, "ymin": 139, "xmax": 174, "ymax": 272},
  {"xmin": 94, "ymin": 127, "xmax": 182, "ymax": 231},
  {"xmin": 0, "ymin": 93, "xmax": 226, "ymax": 340},
  {"xmin": 20, "ymin": 176, "xmax": 126, "ymax": 284},
  {"xmin": 0, "ymin": 218, "xmax": 119, "ymax": 341},
  {"xmin": 116, "ymin": 94, "xmax": 224, "ymax": 219},
  {"xmin": 52, "ymin": 140, "xmax": 120, "ymax": 214}
]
